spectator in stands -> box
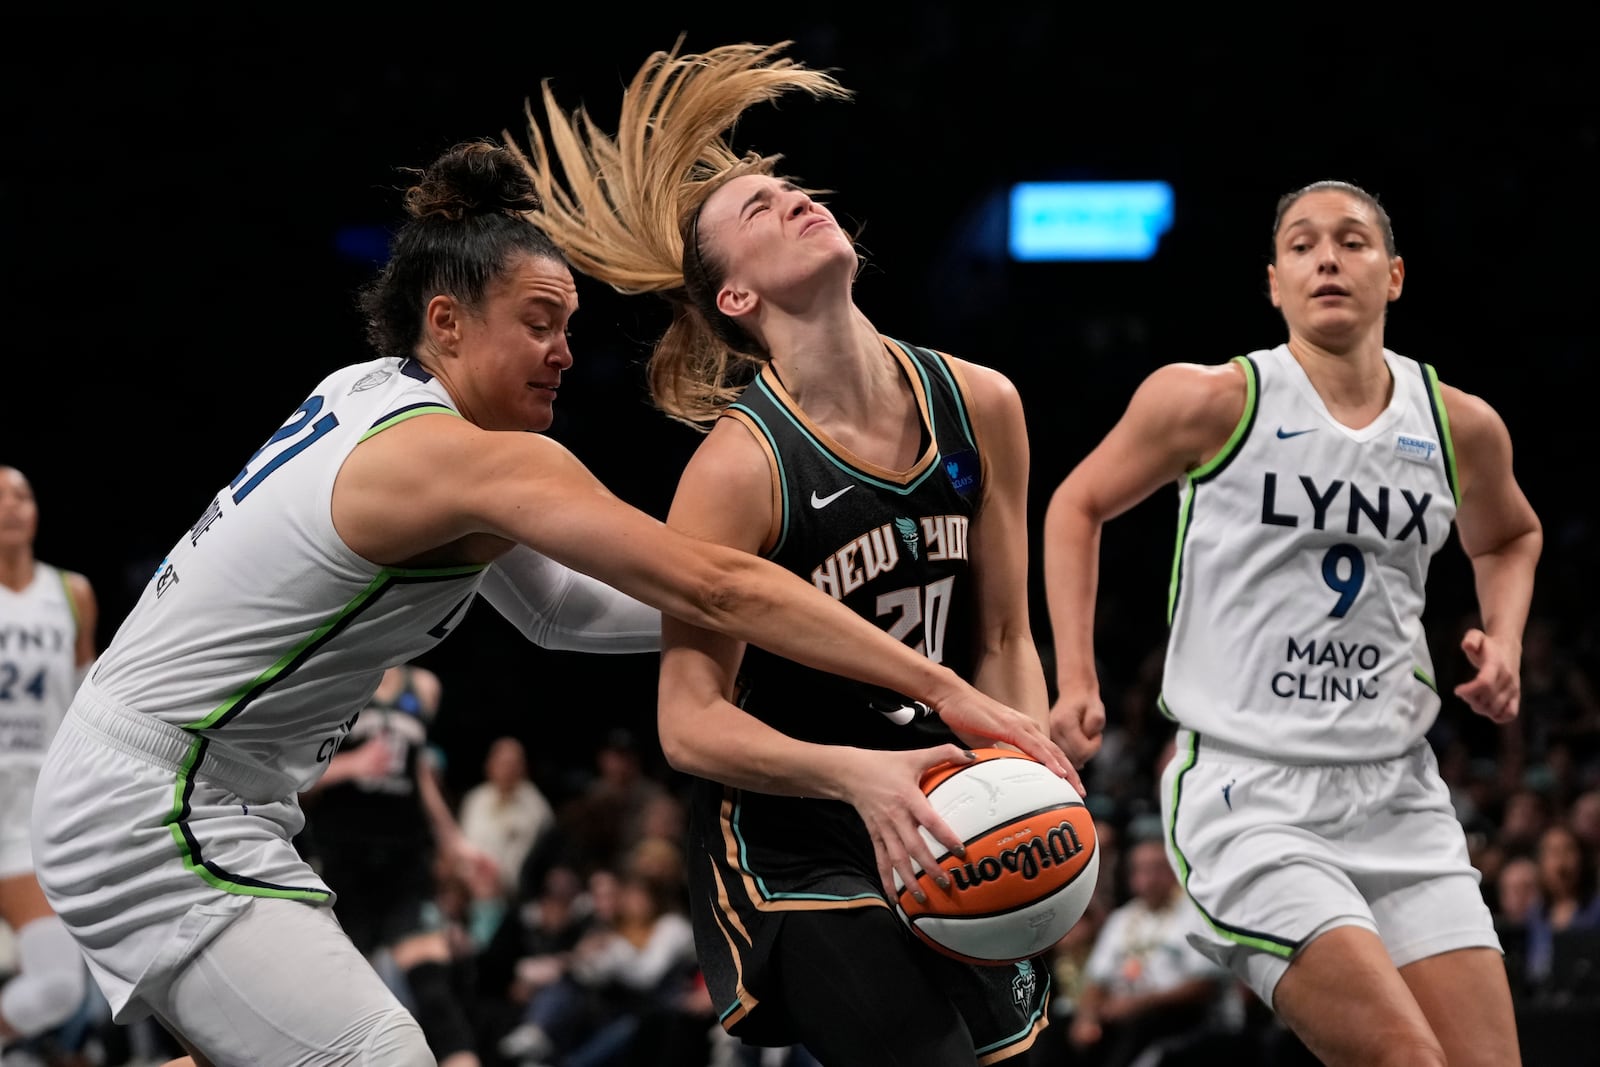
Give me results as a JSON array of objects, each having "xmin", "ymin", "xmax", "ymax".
[
  {"xmin": 1495, "ymin": 855, "xmax": 1543, "ymax": 928},
  {"xmin": 1068, "ymin": 836, "xmax": 1241, "ymax": 1067},
  {"xmin": 1568, "ymin": 788, "xmax": 1600, "ymax": 855},
  {"xmin": 462, "ymin": 737, "xmax": 558, "ymax": 900},
  {"xmin": 1519, "ymin": 616, "xmax": 1600, "ymax": 773},
  {"xmin": 1524, "ymin": 823, "xmax": 1600, "ymax": 986},
  {"xmin": 499, "ymin": 851, "xmax": 695, "ymax": 1067},
  {"xmin": 554, "ymin": 730, "xmax": 672, "ymax": 881}
]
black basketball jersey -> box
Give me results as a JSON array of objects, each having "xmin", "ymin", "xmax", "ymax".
[
  {"xmin": 729, "ymin": 335, "xmax": 982, "ymax": 751},
  {"xmin": 689, "ymin": 337, "xmax": 1025, "ymax": 1045},
  {"xmin": 307, "ymin": 666, "xmax": 433, "ymax": 854}
]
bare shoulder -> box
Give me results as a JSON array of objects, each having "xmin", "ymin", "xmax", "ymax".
[
  {"xmin": 1437, "ymin": 381, "xmax": 1517, "ymax": 492},
  {"xmin": 351, "ymin": 409, "xmax": 579, "ymax": 475},
  {"xmin": 1143, "ymin": 360, "xmax": 1248, "ymax": 418},
  {"xmin": 682, "ymin": 414, "xmax": 778, "ymax": 494},
  {"xmin": 63, "ymin": 568, "xmax": 98, "ymax": 630},
  {"xmin": 943, "ymin": 355, "xmax": 1023, "ymax": 417},
  {"xmin": 1438, "ymin": 382, "xmax": 1511, "ymax": 448},
  {"xmin": 62, "ymin": 569, "xmax": 96, "ymax": 604},
  {"xmin": 671, "ymin": 413, "xmax": 778, "ymax": 551},
  {"xmin": 1125, "ymin": 360, "xmax": 1250, "ymax": 459},
  {"xmin": 1433, "ymin": 379, "xmax": 1539, "ymax": 553},
  {"xmin": 335, "ymin": 410, "xmax": 596, "ymax": 561}
]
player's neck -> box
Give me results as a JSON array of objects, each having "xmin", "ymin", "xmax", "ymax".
[
  {"xmin": 0, "ymin": 548, "xmax": 35, "ymax": 592},
  {"xmin": 763, "ymin": 308, "xmax": 883, "ymax": 408},
  {"xmin": 1285, "ymin": 334, "xmax": 1393, "ymax": 426}
]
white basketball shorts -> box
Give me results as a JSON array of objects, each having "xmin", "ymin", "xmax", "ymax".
[
  {"xmin": 1160, "ymin": 729, "xmax": 1498, "ymax": 1008},
  {"xmin": 29, "ymin": 683, "xmax": 336, "ymax": 1024}
]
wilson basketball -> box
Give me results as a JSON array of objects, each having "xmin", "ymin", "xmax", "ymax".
[{"xmin": 894, "ymin": 747, "xmax": 1099, "ymax": 965}]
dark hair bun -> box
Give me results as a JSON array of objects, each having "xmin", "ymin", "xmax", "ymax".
[{"xmin": 403, "ymin": 139, "xmax": 541, "ymax": 221}]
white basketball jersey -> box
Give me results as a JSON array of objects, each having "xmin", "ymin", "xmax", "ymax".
[
  {"xmin": 89, "ymin": 357, "xmax": 489, "ymax": 790},
  {"xmin": 1159, "ymin": 344, "xmax": 1458, "ymax": 761},
  {"xmin": 0, "ymin": 562, "xmax": 82, "ymax": 766}
]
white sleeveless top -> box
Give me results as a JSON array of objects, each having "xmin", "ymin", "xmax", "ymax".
[
  {"xmin": 88, "ymin": 357, "xmax": 490, "ymax": 790},
  {"xmin": 0, "ymin": 562, "xmax": 82, "ymax": 766},
  {"xmin": 1159, "ymin": 344, "xmax": 1459, "ymax": 762}
]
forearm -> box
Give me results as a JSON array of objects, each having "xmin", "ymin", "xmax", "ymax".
[
  {"xmin": 1043, "ymin": 501, "xmax": 1104, "ymax": 691},
  {"xmin": 661, "ymin": 690, "xmax": 863, "ymax": 801},
  {"xmin": 499, "ymin": 482, "xmax": 965, "ymax": 710},
  {"xmin": 483, "ymin": 545, "xmax": 661, "ymax": 653},
  {"xmin": 706, "ymin": 553, "xmax": 965, "ymax": 711},
  {"xmin": 971, "ymin": 634, "xmax": 1050, "ymax": 729},
  {"xmin": 1470, "ymin": 529, "xmax": 1542, "ymax": 647},
  {"xmin": 417, "ymin": 760, "xmax": 464, "ymax": 852}
]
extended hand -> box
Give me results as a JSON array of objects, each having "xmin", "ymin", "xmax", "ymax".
[
  {"xmin": 932, "ymin": 688, "xmax": 1079, "ymax": 789},
  {"xmin": 1454, "ymin": 628, "xmax": 1521, "ymax": 723},
  {"xmin": 1050, "ymin": 687, "xmax": 1106, "ymax": 766}
]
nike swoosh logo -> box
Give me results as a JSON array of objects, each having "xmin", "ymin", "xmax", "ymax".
[
  {"xmin": 810, "ymin": 485, "xmax": 854, "ymax": 509},
  {"xmin": 1275, "ymin": 427, "xmax": 1316, "ymax": 439}
]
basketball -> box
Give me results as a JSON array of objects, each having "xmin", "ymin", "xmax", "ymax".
[{"xmin": 894, "ymin": 747, "xmax": 1099, "ymax": 965}]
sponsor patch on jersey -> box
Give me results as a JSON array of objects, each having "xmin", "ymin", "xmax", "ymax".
[
  {"xmin": 942, "ymin": 449, "xmax": 980, "ymax": 499},
  {"xmin": 1394, "ymin": 433, "xmax": 1439, "ymax": 464}
]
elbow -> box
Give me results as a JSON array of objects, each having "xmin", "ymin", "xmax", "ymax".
[
  {"xmin": 656, "ymin": 697, "xmax": 705, "ymax": 778},
  {"xmin": 1524, "ymin": 520, "xmax": 1544, "ymax": 563},
  {"xmin": 692, "ymin": 552, "xmax": 772, "ymax": 633},
  {"xmin": 658, "ymin": 725, "xmax": 696, "ymax": 776},
  {"xmin": 1497, "ymin": 521, "xmax": 1544, "ymax": 571},
  {"xmin": 660, "ymin": 727, "xmax": 720, "ymax": 783},
  {"xmin": 1043, "ymin": 483, "xmax": 1098, "ymax": 544}
]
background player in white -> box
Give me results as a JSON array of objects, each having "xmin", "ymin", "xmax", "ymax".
[
  {"xmin": 0, "ymin": 466, "xmax": 94, "ymax": 1051},
  {"xmin": 28, "ymin": 141, "xmax": 1069, "ymax": 1067},
  {"xmin": 1043, "ymin": 181, "xmax": 1542, "ymax": 1066}
]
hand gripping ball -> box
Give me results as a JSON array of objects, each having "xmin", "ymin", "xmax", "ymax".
[{"xmin": 894, "ymin": 747, "xmax": 1099, "ymax": 965}]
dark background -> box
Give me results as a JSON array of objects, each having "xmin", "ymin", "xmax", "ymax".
[{"xmin": 4, "ymin": 11, "xmax": 1595, "ymax": 797}]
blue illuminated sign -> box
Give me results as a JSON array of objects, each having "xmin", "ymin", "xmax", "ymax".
[{"xmin": 1008, "ymin": 181, "xmax": 1175, "ymax": 261}]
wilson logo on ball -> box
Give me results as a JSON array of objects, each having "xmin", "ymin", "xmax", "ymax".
[
  {"xmin": 895, "ymin": 748, "xmax": 1099, "ymax": 965},
  {"xmin": 945, "ymin": 819, "xmax": 1089, "ymax": 890}
]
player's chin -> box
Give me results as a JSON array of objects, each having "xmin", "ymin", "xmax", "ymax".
[{"xmin": 522, "ymin": 391, "xmax": 557, "ymax": 430}]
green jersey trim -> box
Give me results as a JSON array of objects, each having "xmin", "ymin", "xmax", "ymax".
[
  {"xmin": 1167, "ymin": 355, "xmax": 1259, "ymax": 625},
  {"xmin": 1421, "ymin": 364, "xmax": 1460, "ymax": 507},
  {"xmin": 182, "ymin": 565, "xmax": 484, "ymax": 732},
  {"xmin": 359, "ymin": 403, "xmax": 460, "ymax": 443},
  {"xmin": 1167, "ymin": 732, "xmax": 1298, "ymax": 958},
  {"xmin": 166, "ymin": 735, "xmax": 331, "ymax": 902}
]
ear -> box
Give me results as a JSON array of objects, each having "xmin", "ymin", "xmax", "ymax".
[
  {"xmin": 1388, "ymin": 255, "xmax": 1405, "ymax": 302},
  {"xmin": 716, "ymin": 283, "xmax": 756, "ymax": 321},
  {"xmin": 1267, "ymin": 264, "xmax": 1281, "ymax": 309},
  {"xmin": 424, "ymin": 294, "xmax": 462, "ymax": 351}
]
